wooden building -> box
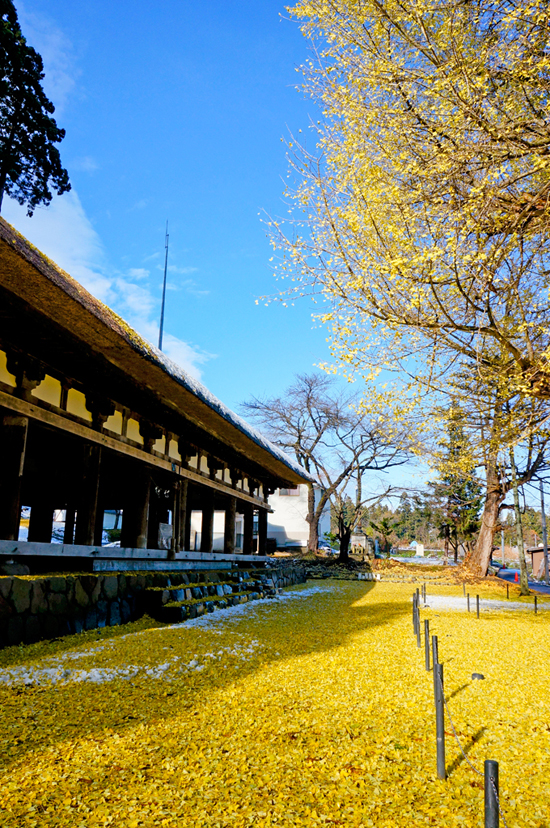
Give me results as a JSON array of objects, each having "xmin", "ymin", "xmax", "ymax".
[
  {"xmin": 528, "ymin": 546, "xmax": 550, "ymax": 580},
  {"xmin": 0, "ymin": 219, "xmax": 311, "ymax": 571}
]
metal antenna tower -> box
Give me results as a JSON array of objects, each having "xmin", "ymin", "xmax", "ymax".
[{"xmin": 158, "ymin": 220, "xmax": 169, "ymax": 350}]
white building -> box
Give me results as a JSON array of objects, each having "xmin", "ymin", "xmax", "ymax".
[
  {"xmin": 267, "ymin": 484, "xmax": 331, "ymax": 550},
  {"xmin": 189, "ymin": 511, "xmax": 245, "ymax": 552}
]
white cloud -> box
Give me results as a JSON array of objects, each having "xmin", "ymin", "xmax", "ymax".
[
  {"xmin": 184, "ymin": 282, "xmax": 210, "ymax": 298},
  {"xmin": 130, "ymin": 199, "xmax": 148, "ymax": 211},
  {"xmin": 71, "ymin": 156, "xmax": 100, "ymax": 173},
  {"xmin": 141, "ymin": 325, "xmax": 216, "ymax": 380},
  {"xmin": 3, "ymin": 191, "xmax": 113, "ymax": 302},
  {"xmin": 163, "ymin": 334, "xmax": 215, "ymax": 380},
  {"xmin": 114, "ymin": 278, "xmax": 156, "ymax": 319},
  {"xmin": 17, "ymin": 3, "xmax": 78, "ymax": 116},
  {"xmin": 160, "ymin": 263, "xmax": 209, "ymax": 297},
  {"xmin": 2, "ymin": 192, "xmax": 213, "ymax": 381},
  {"xmin": 168, "ymin": 264, "xmax": 198, "ymax": 275},
  {"xmin": 127, "ymin": 267, "xmax": 150, "ymax": 281}
]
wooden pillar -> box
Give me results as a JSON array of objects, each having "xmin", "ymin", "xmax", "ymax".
[
  {"xmin": 74, "ymin": 444, "xmax": 102, "ymax": 546},
  {"xmin": 147, "ymin": 483, "xmax": 160, "ymax": 550},
  {"xmin": 175, "ymin": 479, "xmax": 189, "ymax": 552},
  {"xmin": 120, "ymin": 467, "xmax": 151, "ymax": 549},
  {"xmin": 169, "ymin": 482, "xmax": 179, "ymax": 559},
  {"xmin": 0, "ymin": 414, "xmax": 29, "ymax": 541},
  {"xmin": 184, "ymin": 485, "xmax": 192, "ymax": 551},
  {"xmin": 200, "ymin": 489, "xmax": 214, "ymax": 553},
  {"xmin": 94, "ymin": 501, "xmax": 105, "ymax": 546},
  {"xmin": 242, "ymin": 504, "xmax": 254, "ymax": 556},
  {"xmin": 257, "ymin": 507, "xmax": 268, "ymax": 556},
  {"xmin": 63, "ymin": 507, "xmax": 75, "ymax": 544},
  {"xmin": 28, "ymin": 502, "xmax": 54, "ymax": 543},
  {"xmin": 224, "ymin": 496, "xmax": 236, "ymax": 555}
]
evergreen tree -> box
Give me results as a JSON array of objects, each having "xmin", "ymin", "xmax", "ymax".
[
  {"xmin": 0, "ymin": 0, "xmax": 70, "ymax": 215},
  {"xmin": 392, "ymin": 494, "xmax": 434, "ymax": 547},
  {"xmin": 430, "ymin": 417, "xmax": 484, "ymax": 562},
  {"xmin": 369, "ymin": 515, "xmax": 401, "ymax": 557}
]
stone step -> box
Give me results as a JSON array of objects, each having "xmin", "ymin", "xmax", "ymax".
[
  {"xmin": 144, "ymin": 579, "xmax": 268, "ymax": 609},
  {"xmin": 157, "ymin": 590, "xmax": 266, "ymax": 623},
  {"xmin": 0, "ymin": 562, "xmax": 306, "ymax": 647}
]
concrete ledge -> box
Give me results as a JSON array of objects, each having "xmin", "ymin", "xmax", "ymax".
[
  {"xmin": 92, "ymin": 560, "xmax": 234, "ymax": 572},
  {"xmin": 0, "ymin": 540, "xmax": 269, "ymax": 565}
]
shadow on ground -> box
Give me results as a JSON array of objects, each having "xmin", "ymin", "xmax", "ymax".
[{"xmin": 0, "ymin": 580, "xmax": 413, "ymax": 771}]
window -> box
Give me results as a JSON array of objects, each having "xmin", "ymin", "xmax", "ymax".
[{"xmin": 279, "ymin": 486, "xmax": 300, "ymax": 496}]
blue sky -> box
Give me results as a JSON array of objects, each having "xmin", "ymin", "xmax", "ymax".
[
  {"xmin": 3, "ymin": 0, "xmax": 433, "ymax": 496},
  {"xmin": 4, "ymin": 0, "xmax": 332, "ymax": 410},
  {"xmin": 5, "ymin": 0, "xmax": 547, "ymax": 513}
]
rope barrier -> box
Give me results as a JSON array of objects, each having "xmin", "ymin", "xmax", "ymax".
[
  {"xmin": 414, "ymin": 588, "xmax": 510, "ymax": 828},
  {"xmin": 435, "ymin": 666, "xmax": 509, "ymax": 827}
]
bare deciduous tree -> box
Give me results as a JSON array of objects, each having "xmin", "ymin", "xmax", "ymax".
[{"xmin": 242, "ymin": 373, "xmax": 408, "ymax": 560}]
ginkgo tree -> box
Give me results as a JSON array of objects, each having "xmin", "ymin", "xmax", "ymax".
[
  {"xmin": 433, "ymin": 375, "xmax": 550, "ymax": 578},
  {"xmin": 273, "ymin": 0, "xmax": 550, "ymax": 404}
]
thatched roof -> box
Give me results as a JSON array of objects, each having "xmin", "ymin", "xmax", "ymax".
[{"xmin": 0, "ymin": 218, "xmax": 313, "ymax": 486}]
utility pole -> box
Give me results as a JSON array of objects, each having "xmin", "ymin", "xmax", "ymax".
[
  {"xmin": 501, "ymin": 529, "xmax": 505, "ymax": 568},
  {"xmin": 509, "ymin": 448, "xmax": 529, "ymax": 595},
  {"xmin": 158, "ymin": 221, "xmax": 169, "ymax": 351},
  {"xmin": 540, "ymin": 480, "xmax": 550, "ymax": 584}
]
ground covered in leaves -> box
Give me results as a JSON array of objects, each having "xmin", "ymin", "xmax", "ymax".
[{"xmin": 0, "ymin": 581, "xmax": 549, "ymax": 827}]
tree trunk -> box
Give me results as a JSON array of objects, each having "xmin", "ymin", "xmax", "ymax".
[
  {"xmin": 306, "ymin": 483, "xmax": 319, "ymax": 554},
  {"xmin": 464, "ymin": 459, "xmax": 503, "ymax": 576},
  {"xmin": 337, "ymin": 514, "xmax": 352, "ymax": 562}
]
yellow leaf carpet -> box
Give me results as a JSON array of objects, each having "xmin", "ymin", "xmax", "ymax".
[{"xmin": 0, "ymin": 581, "xmax": 549, "ymax": 827}]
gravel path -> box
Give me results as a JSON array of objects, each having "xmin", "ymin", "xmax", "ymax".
[{"xmin": 424, "ymin": 595, "xmax": 546, "ymax": 613}]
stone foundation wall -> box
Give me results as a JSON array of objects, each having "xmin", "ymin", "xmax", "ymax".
[{"xmin": 0, "ymin": 560, "xmax": 307, "ymax": 648}]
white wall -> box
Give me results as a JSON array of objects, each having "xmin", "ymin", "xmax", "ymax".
[
  {"xmin": 189, "ymin": 510, "xmax": 244, "ymax": 551},
  {"xmin": 267, "ymin": 484, "xmax": 330, "ymax": 548}
]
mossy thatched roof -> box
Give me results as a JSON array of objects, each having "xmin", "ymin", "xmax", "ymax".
[{"xmin": 0, "ymin": 218, "xmax": 313, "ymax": 486}]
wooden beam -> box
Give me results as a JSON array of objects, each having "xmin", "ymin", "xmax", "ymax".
[
  {"xmin": 28, "ymin": 502, "xmax": 54, "ymax": 543},
  {"xmin": 0, "ymin": 388, "xmax": 272, "ymax": 509},
  {"xmin": 242, "ymin": 504, "xmax": 254, "ymax": 556},
  {"xmin": 200, "ymin": 489, "xmax": 214, "ymax": 553},
  {"xmin": 120, "ymin": 466, "xmax": 151, "ymax": 549},
  {"xmin": 74, "ymin": 444, "xmax": 102, "ymax": 546},
  {"xmin": 257, "ymin": 507, "xmax": 268, "ymax": 556}
]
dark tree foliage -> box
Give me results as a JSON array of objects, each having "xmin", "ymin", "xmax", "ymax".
[
  {"xmin": 369, "ymin": 516, "xmax": 402, "ymax": 557},
  {"xmin": 429, "ymin": 418, "xmax": 484, "ymax": 561},
  {"xmin": 0, "ymin": 0, "xmax": 70, "ymax": 216},
  {"xmin": 390, "ymin": 494, "xmax": 434, "ymax": 546}
]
